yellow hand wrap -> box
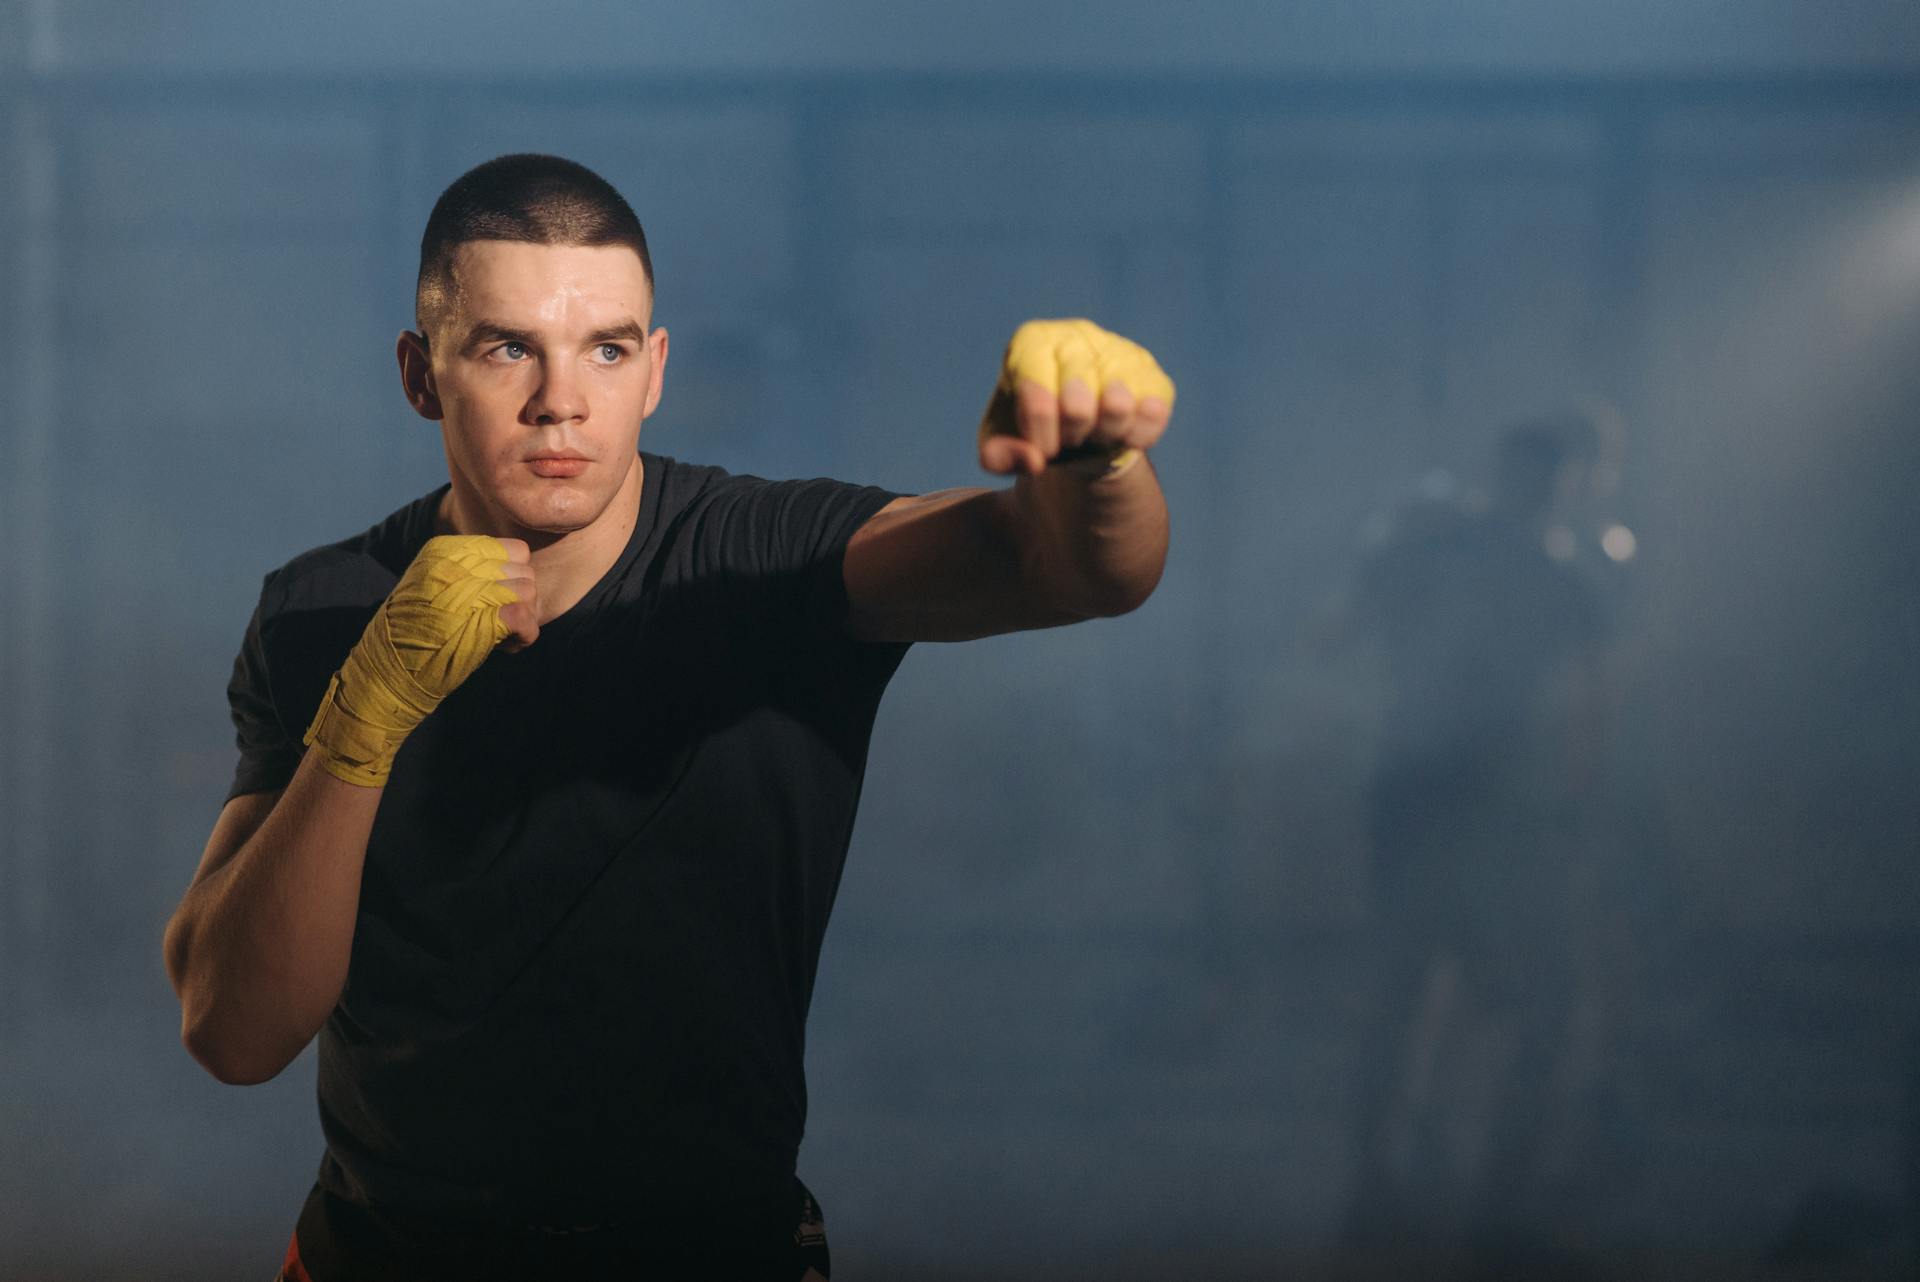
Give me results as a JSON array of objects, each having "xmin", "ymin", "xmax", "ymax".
[
  {"xmin": 302, "ymin": 534, "xmax": 520, "ymax": 787},
  {"xmin": 981, "ymin": 318, "xmax": 1177, "ymax": 475}
]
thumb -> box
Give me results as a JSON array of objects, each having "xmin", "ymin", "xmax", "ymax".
[
  {"xmin": 979, "ymin": 434, "xmax": 1046, "ymax": 476},
  {"xmin": 496, "ymin": 599, "xmax": 539, "ymax": 652}
]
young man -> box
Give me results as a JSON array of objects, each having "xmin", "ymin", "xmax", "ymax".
[{"xmin": 162, "ymin": 153, "xmax": 1175, "ymax": 1280}]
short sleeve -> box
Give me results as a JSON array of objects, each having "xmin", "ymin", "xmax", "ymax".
[
  {"xmin": 224, "ymin": 573, "xmax": 303, "ymax": 803},
  {"xmin": 706, "ymin": 474, "xmax": 906, "ymax": 633}
]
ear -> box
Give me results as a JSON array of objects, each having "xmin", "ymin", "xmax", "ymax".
[
  {"xmin": 396, "ymin": 329, "xmax": 443, "ymax": 421},
  {"xmin": 641, "ymin": 325, "xmax": 669, "ymax": 420}
]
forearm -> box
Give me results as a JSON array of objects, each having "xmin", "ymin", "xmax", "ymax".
[
  {"xmin": 165, "ymin": 750, "xmax": 381, "ymax": 1084},
  {"xmin": 1003, "ymin": 452, "xmax": 1170, "ymax": 618},
  {"xmin": 843, "ymin": 455, "xmax": 1169, "ymax": 642}
]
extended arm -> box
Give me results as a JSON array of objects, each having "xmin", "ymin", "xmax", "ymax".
[
  {"xmin": 844, "ymin": 456, "xmax": 1168, "ymax": 642},
  {"xmin": 843, "ymin": 318, "xmax": 1174, "ymax": 643}
]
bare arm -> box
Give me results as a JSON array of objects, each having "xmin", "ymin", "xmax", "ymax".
[
  {"xmin": 165, "ymin": 534, "xmax": 540, "ymax": 1085},
  {"xmin": 843, "ymin": 456, "xmax": 1169, "ymax": 642},
  {"xmin": 842, "ymin": 317, "xmax": 1174, "ymax": 643},
  {"xmin": 162, "ymin": 751, "xmax": 382, "ymax": 1084}
]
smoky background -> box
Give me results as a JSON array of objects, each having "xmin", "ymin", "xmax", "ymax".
[{"xmin": 2, "ymin": 3, "xmax": 1918, "ymax": 1278}]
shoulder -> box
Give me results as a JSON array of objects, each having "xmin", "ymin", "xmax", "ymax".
[
  {"xmin": 647, "ymin": 451, "xmax": 836, "ymax": 512},
  {"xmin": 644, "ymin": 451, "xmax": 758, "ymax": 522},
  {"xmin": 253, "ymin": 484, "xmax": 446, "ymax": 627},
  {"xmin": 235, "ymin": 487, "xmax": 446, "ymax": 731},
  {"xmin": 640, "ymin": 455, "xmax": 907, "ymax": 635},
  {"xmin": 647, "ymin": 451, "xmax": 898, "ymax": 540}
]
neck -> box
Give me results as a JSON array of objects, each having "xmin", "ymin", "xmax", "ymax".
[{"xmin": 434, "ymin": 453, "xmax": 644, "ymax": 624}]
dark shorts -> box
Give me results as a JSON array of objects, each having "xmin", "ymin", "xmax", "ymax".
[{"xmin": 274, "ymin": 1178, "xmax": 830, "ymax": 1281}]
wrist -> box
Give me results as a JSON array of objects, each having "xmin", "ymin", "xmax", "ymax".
[
  {"xmin": 1049, "ymin": 441, "xmax": 1143, "ymax": 479},
  {"xmin": 302, "ymin": 663, "xmax": 420, "ymax": 788}
]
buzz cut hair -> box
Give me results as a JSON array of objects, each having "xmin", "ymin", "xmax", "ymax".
[{"xmin": 415, "ymin": 153, "xmax": 655, "ymax": 340}]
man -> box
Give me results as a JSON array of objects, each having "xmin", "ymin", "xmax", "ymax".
[
  {"xmin": 161, "ymin": 154, "xmax": 1175, "ymax": 1280},
  {"xmin": 1339, "ymin": 417, "xmax": 1608, "ymax": 1253}
]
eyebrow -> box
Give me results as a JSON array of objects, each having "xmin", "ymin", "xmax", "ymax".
[
  {"xmin": 585, "ymin": 320, "xmax": 648, "ymax": 345},
  {"xmin": 457, "ymin": 317, "xmax": 647, "ymax": 352}
]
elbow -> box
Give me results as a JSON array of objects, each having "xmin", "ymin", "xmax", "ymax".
[
  {"xmin": 161, "ymin": 921, "xmax": 186, "ymax": 1001},
  {"xmin": 163, "ymin": 920, "xmax": 266, "ymax": 1084},
  {"xmin": 213, "ymin": 1059, "xmax": 289, "ymax": 1087},
  {"xmin": 176, "ymin": 968, "xmax": 314, "ymax": 1086},
  {"xmin": 181, "ymin": 1014, "xmax": 294, "ymax": 1086},
  {"xmin": 166, "ymin": 914, "xmax": 324, "ymax": 1085}
]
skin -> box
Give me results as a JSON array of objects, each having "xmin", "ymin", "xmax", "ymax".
[
  {"xmin": 398, "ymin": 239, "xmax": 671, "ymax": 640},
  {"xmin": 841, "ymin": 360, "xmax": 1175, "ymax": 642}
]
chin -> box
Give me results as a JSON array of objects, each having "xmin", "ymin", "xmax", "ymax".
[{"xmin": 503, "ymin": 482, "xmax": 604, "ymax": 534}]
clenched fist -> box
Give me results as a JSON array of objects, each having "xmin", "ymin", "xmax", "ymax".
[
  {"xmin": 978, "ymin": 318, "xmax": 1176, "ymax": 478},
  {"xmin": 303, "ymin": 535, "xmax": 537, "ymax": 786}
]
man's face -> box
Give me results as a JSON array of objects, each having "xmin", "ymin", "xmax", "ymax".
[{"xmin": 410, "ymin": 240, "xmax": 667, "ymax": 538}]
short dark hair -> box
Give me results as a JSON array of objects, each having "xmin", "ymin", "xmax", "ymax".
[{"xmin": 415, "ymin": 153, "xmax": 654, "ymax": 338}]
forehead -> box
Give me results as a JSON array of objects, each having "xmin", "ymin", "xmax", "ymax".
[{"xmin": 446, "ymin": 240, "xmax": 652, "ymax": 323}]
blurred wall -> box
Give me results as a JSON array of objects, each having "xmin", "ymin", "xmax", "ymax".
[{"xmin": 3, "ymin": 5, "xmax": 1919, "ymax": 1279}]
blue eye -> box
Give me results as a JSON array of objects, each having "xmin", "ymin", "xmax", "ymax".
[
  {"xmin": 597, "ymin": 344, "xmax": 623, "ymax": 363},
  {"xmin": 497, "ymin": 341, "xmax": 528, "ymax": 361}
]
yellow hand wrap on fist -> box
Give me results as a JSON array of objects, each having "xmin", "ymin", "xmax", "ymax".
[
  {"xmin": 980, "ymin": 318, "xmax": 1177, "ymax": 476},
  {"xmin": 302, "ymin": 534, "xmax": 520, "ymax": 787}
]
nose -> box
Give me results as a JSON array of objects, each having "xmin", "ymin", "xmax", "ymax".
[{"xmin": 524, "ymin": 359, "xmax": 587, "ymax": 426}]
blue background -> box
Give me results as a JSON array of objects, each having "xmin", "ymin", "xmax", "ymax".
[{"xmin": 2, "ymin": 3, "xmax": 1918, "ymax": 1278}]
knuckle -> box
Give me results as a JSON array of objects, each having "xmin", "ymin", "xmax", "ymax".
[
  {"xmin": 1018, "ymin": 405, "xmax": 1059, "ymax": 434},
  {"xmin": 1013, "ymin": 318, "xmax": 1058, "ymax": 344}
]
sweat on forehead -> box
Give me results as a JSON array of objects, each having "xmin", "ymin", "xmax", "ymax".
[
  {"xmin": 413, "ymin": 152, "xmax": 655, "ymax": 338},
  {"xmin": 417, "ymin": 240, "xmax": 654, "ymax": 344}
]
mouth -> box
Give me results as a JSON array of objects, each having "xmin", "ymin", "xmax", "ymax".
[{"xmin": 526, "ymin": 454, "xmax": 591, "ymax": 479}]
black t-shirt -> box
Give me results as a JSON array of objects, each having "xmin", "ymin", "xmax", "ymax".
[{"xmin": 224, "ymin": 452, "xmax": 909, "ymax": 1236}]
